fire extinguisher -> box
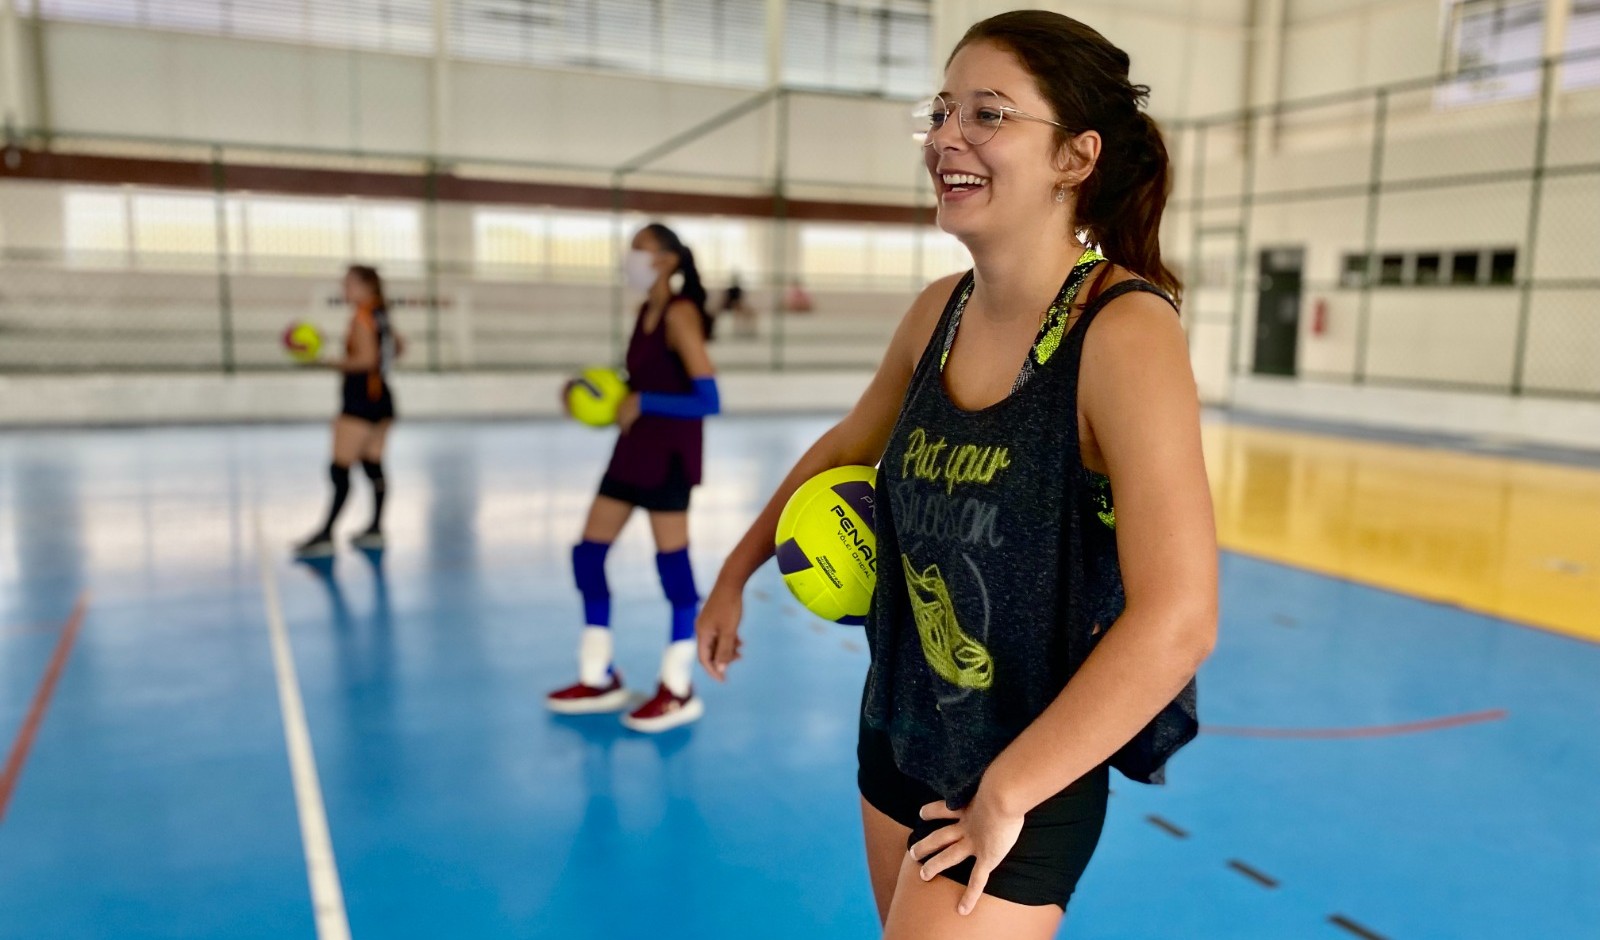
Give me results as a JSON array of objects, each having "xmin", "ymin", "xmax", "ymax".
[{"xmin": 1312, "ymin": 299, "xmax": 1328, "ymax": 336}]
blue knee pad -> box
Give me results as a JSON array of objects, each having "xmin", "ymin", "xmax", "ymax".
[
  {"xmin": 655, "ymin": 548, "xmax": 699, "ymax": 643},
  {"xmin": 572, "ymin": 540, "xmax": 611, "ymax": 627}
]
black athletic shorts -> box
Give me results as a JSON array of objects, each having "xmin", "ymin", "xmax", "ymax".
[
  {"xmin": 857, "ymin": 714, "xmax": 1109, "ymax": 908},
  {"xmin": 341, "ymin": 376, "xmax": 396, "ymax": 424},
  {"xmin": 598, "ymin": 458, "xmax": 693, "ymax": 513}
]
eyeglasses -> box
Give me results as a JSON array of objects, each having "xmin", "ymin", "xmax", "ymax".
[{"xmin": 911, "ymin": 90, "xmax": 1071, "ymax": 147}]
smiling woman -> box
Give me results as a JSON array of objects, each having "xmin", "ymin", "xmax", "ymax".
[{"xmin": 697, "ymin": 9, "xmax": 1216, "ymax": 940}]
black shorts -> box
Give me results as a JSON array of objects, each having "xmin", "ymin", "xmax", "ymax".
[
  {"xmin": 598, "ymin": 458, "xmax": 693, "ymax": 513},
  {"xmin": 341, "ymin": 381, "xmax": 396, "ymax": 424},
  {"xmin": 857, "ymin": 715, "xmax": 1109, "ymax": 909}
]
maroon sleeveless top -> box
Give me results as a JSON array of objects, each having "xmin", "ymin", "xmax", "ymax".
[{"xmin": 604, "ymin": 299, "xmax": 704, "ymax": 489}]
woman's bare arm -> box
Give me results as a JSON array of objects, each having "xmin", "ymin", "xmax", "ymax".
[{"xmin": 698, "ymin": 275, "xmax": 961, "ymax": 679}]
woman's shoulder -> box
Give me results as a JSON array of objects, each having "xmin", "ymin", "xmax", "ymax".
[
  {"xmin": 1079, "ymin": 263, "xmax": 1175, "ymax": 318},
  {"xmin": 664, "ymin": 297, "xmax": 704, "ymax": 327},
  {"xmin": 1078, "ymin": 265, "xmax": 1188, "ymax": 370}
]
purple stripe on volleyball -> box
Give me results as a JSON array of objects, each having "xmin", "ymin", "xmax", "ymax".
[
  {"xmin": 837, "ymin": 613, "xmax": 867, "ymax": 626},
  {"xmin": 831, "ymin": 480, "xmax": 876, "ymax": 530},
  {"xmin": 775, "ymin": 538, "xmax": 814, "ymax": 575}
]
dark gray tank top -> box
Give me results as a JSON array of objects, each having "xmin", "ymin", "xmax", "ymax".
[{"xmin": 862, "ymin": 269, "xmax": 1199, "ymax": 806}]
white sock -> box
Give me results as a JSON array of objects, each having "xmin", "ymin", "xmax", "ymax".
[
  {"xmin": 578, "ymin": 627, "xmax": 613, "ymax": 687},
  {"xmin": 659, "ymin": 639, "xmax": 696, "ymax": 698}
]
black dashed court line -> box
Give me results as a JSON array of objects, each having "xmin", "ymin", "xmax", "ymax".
[
  {"xmin": 1272, "ymin": 613, "xmax": 1298, "ymax": 627},
  {"xmin": 1328, "ymin": 915, "xmax": 1388, "ymax": 940},
  {"xmin": 808, "ymin": 622, "xmax": 825, "ymax": 635},
  {"xmin": 752, "ymin": 590, "xmax": 771, "ymax": 601},
  {"xmin": 841, "ymin": 640, "xmax": 863, "ymax": 653},
  {"xmin": 1226, "ymin": 859, "xmax": 1279, "ymax": 889},
  {"xmin": 1144, "ymin": 815, "xmax": 1188, "ymax": 839}
]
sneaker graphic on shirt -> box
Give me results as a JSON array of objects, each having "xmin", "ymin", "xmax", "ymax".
[{"xmin": 903, "ymin": 555, "xmax": 994, "ymax": 691}]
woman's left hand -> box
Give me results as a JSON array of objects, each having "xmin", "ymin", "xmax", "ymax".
[
  {"xmin": 909, "ymin": 783, "xmax": 1026, "ymax": 916},
  {"xmin": 616, "ymin": 392, "xmax": 642, "ymax": 433}
]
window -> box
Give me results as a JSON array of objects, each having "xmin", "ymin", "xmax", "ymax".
[
  {"xmin": 354, "ymin": 204, "xmax": 423, "ymax": 266},
  {"xmin": 245, "ymin": 199, "xmax": 351, "ymax": 264},
  {"xmin": 798, "ymin": 222, "xmax": 952, "ymax": 287},
  {"xmin": 1379, "ymin": 254, "xmax": 1406, "ymax": 285},
  {"xmin": 39, "ymin": 1, "xmax": 434, "ymax": 56},
  {"xmin": 473, "ymin": 209, "xmax": 762, "ymax": 283},
  {"xmin": 452, "ymin": 0, "xmax": 767, "ymax": 87},
  {"xmin": 659, "ymin": 217, "xmax": 764, "ymax": 283},
  {"xmin": 547, "ymin": 213, "xmax": 621, "ymax": 277},
  {"xmin": 64, "ymin": 189, "xmax": 421, "ymax": 271},
  {"xmin": 1340, "ymin": 253, "xmax": 1369, "ymax": 288},
  {"xmin": 800, "ymin": 224, "xmax": 872, "ymax": 285},
  {"xmin": 1437, "ymin": 0, "xmax": 1545, "ymax": 107},
  {"xmin": 1414, "ymin": 253, "xmax": 1443, "ymax": 285},
  {"xmin": 1488, "ymin": 249, "xmax": 1517, "ymax": 285},
  {"xmin": 1563, "ymin": 0, "xmax": 1600, "ymax": 91},
  {"xmin": 784, "ymin": 0, "xmax": 932, "ymax": 98},
  {"xmin": 920, "ymin": 228, "xmax": 972, "ymax": 281},
  {"xmin": 475, "ymin": 209, "xmax": 549, "ymax": 274},
  {"xmin": 1451, "ymin": 251, "xmax": 1482, "ymax": 284},
  {"xmin": 1340, "ymin": 247, "xmax": 1518, "ymax": 288},
  {"xmin": 131, "ymin": 193, "xmax": 224, "ymax": 267},
  {"xmin": 64, "ymin": 189, "xmax": 130, "ymax": 266}
]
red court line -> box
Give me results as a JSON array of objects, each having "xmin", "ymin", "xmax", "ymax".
[
  {"xmin": 0, "ymin": 592, "xmax": 90, "ymax": 826},
  {"xmin": 1202, "ymin": 708, "xmax": 1508, "ymax": 740}
]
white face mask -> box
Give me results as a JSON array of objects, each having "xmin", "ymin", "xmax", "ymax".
[{"xmin": 623, "ymin": 250, "xmax": 659, "ymax": 293}]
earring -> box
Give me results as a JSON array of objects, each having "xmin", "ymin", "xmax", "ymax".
[{"xmin": 1055, "ymin": 186, "xmax": 1067, "ymax": 204}]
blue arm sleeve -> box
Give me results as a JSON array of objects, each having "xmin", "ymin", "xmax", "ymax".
[{"xmin": 640, "ymin": 377, "xmax": 721, "ymax": 419}]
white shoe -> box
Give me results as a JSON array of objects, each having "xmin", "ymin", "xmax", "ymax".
[{"xmin": 351, "ymin": 530, "xmax": 386, "ymax": 550}]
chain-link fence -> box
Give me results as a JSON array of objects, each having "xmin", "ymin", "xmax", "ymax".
[
  {"xmin": 1162, "ymin": 49, "xmax": 1600, "ymax": 401},
  {"xmin": 2, "ymin": 53, "xmax": 1598, "ymax": 398},
  {"xmin": 0, "ymin": 86, "xmax": 957, "ymax": 375}
]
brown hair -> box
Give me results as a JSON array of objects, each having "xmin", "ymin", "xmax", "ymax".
[
  {"xmin": 952, "ymin": 10, "xmax": 1181, "ymax": 304},
  {"xmin": 347, "ymin": 264, "xmax": 387, "ymax": 310},
  {"xmin": 643, "ymin": 222, "xmax": 712, "ymax": 338}
]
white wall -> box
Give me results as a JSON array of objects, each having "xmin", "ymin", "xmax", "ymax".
[
  {"xmin": 32, "ymin": 4, "xmax": 1257, "ymax": 173},
  {"xmin": 934, "ymin": 0, "xmax": 1254, "ymax": 121},
  {"xmin": 1281, "ymin": 0, "xmax": 1444, "ymax": 99},
  {"xmin": 7, "ymin": 2, "xmax": 1600, "ymax": 441},
  {"xmin": 1163, "ymin": 0, "xmax": 1600, "ymax": 403},
  {"xmin": 32, "ymin": 20, "xmax": 943, "ymax": 197}
]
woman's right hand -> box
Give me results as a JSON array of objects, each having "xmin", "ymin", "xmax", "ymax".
[{"xmin": 697, "ymin": 581, "xmax": 745, "ymax": 682}]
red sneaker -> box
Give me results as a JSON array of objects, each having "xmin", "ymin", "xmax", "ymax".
[
  {"xmin": 545, "ymin": 672, "xmax": 628, "ymax": 715},
  {"xmin": 620, "ymin": 683, "xmax": 705, "ymax": 733}
]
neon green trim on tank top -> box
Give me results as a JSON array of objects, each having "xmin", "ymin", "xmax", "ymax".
[{"xmin": 938, "ymin": 247, "xmax": 1105, "ymax": 373}]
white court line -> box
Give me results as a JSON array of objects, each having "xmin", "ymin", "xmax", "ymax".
[{"xmin": 256, "ymin": 522, "xmax": 353, "ymax": 940}]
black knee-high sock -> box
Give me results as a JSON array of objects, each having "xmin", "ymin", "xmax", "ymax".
[
  {"xmin": 361, "ymin": 459, "xmax": 386, "ymax": 532},
  {"xmin": 319, "ymin": 463, "xmax": 351, "ymax": 537}
]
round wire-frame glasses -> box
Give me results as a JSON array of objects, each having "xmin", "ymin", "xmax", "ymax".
[{"xmin": 911, "ymin": 90, "xmax": 1071, "ymax": 147}]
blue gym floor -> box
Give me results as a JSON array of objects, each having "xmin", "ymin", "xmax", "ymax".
[{"xmin": 2, "ymin": 417, "xmax": 1597, "ymax": 939}]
